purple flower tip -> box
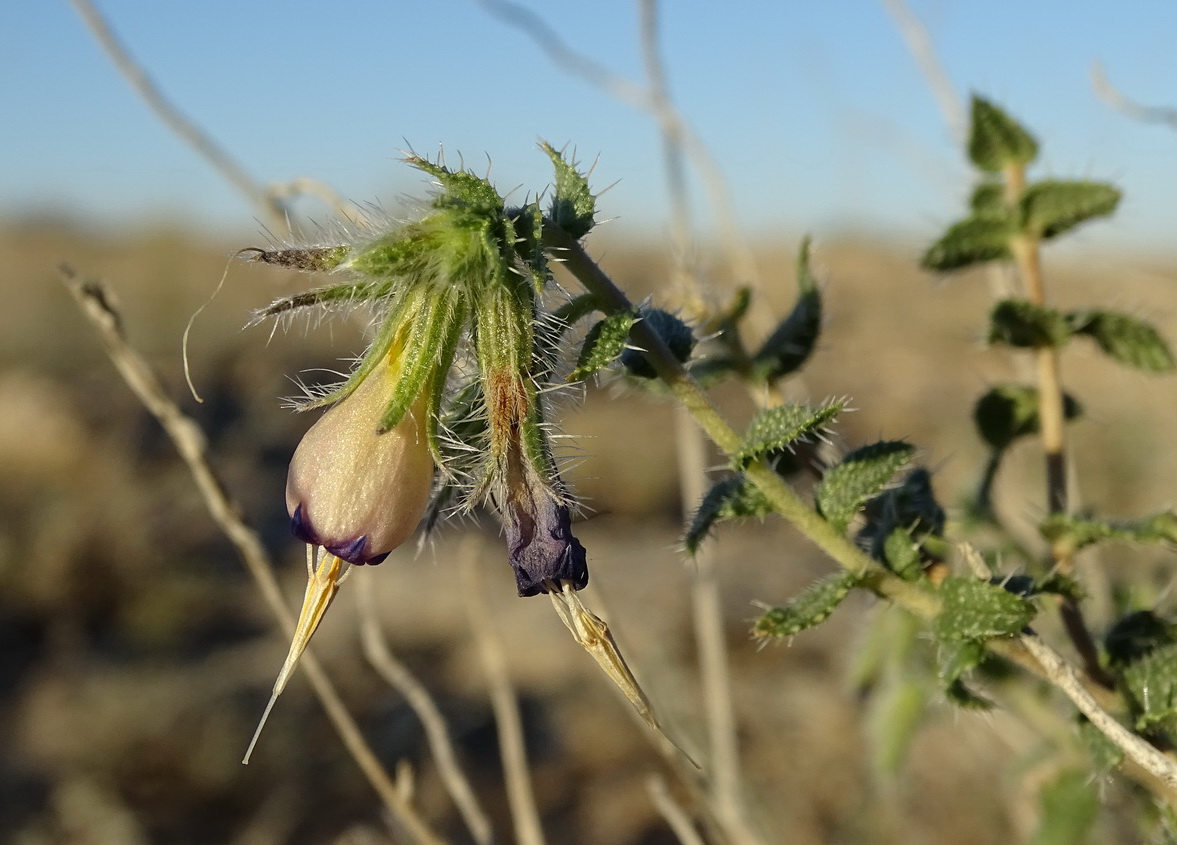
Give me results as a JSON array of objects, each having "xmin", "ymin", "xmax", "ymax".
[{"xmin": 505, "ymin": 499, "xmax": 588, "ymax": 597}]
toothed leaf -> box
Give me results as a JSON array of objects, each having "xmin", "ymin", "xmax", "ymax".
[
  {"xmin": 735, "ymin": 400, "xmax": 844, "ymax": 469},
  {"xmin": 751, "ymin": 237, "xmax": 823, "ymax": 381},
  {"xmin": 988, "ymin": 299, "xmax": 1072, "ymax": 348},
  {"xmin": 684, "ymin": 475, "xmax": 772, "ymax": 555},
  {"xmin": 934, "ymin": 576, "xmax": 1036, "ymax": 642},
  {"xmin": 1019, "ymin": 180, "xmax": 1121, "ymax": 240},
  {"xmin": 968, "ymin": 95, "xmax": 1038, "ymax": 172},
  {"xmin": 1068, "ymin": 309, "xmax": 1175, "ymax": 372},
  {"xmin": 1040, "ymin": 512, "xmax": 1177, "ymax": 557},
  {"xmin": 816, "ymin": 440, "xmax": 916, "ymax": 533},
  {"xmin": 1122, "ymin": 643, "xmax": 1177, "ymax": 733},
  {"xmin": 622, "ymin": 309, "xmax": 695, "ymax": 379},
  {"xmin": 541, "ymin": 141, "xmax": 596, "ymax": 238},
  {"xmin": 753, "ymin": 571, "xmax": 861, "ymax": 638},
  {"xmin": 570, "ymin": 310, "xmax": 637, "ymax": 381},
  {"xmin": 921, "ymin": 214, "xmax": 1014, "ymax": 272},
  {"xmin": 973, "ymin": 384, "xmax": 1083, "ymax": 450},
  {"xmin": 1030, "ymin": 770, "xmax": 1099, "ymax": 845}
]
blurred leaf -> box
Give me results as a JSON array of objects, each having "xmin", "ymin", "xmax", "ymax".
[
  {"xmin": 753, "ymin": 571, "xmax": 861, "ymax": 639},
  {"xmin": 688, "ymin": 356, "xmax": 741, "ymax": 387},
  {"xmin": 1122, "ymin": 643, "xmax": 1177, "ymax": 733},
  {"xmin": 569, "ymin": 310, "xmax": 636, "ymax": 381},
  {"xmin": 1076, "ymin": 716, "xmax": 1126, "ymax": 772},
  {"xmin": 868, "ymin": 678, "xmax": 929, "ymax": 776},
  {"xmin": 934, "ymin": 576, "xmax": 1036, "ymax": 642},
  {"xmin": 1041, "ymin": 512, "xmax": 1177, "ymax": 557},
  {"xmin": 857, "ymin": 469, "xmax": 946, "ymax": 569},
  {"xmin": 1020, "ymin": 180, "xmax": 1121, "ymax": 240},
  {"xmin": 683, "ymin": 474, "xmax": 773, "ymax": 555},
  {"xmin": 816, "ymin": 440, "xmax": 916, "ymax": 533},
  {"xmin": 734, "ymin": 400, "xmax": 844, "ymax": 469},
  {"xmin": 973, "ymin": 384, "xmax": 1083, "ymax": 450},
  {"xmin": 921, "ymin": 213, "xmax": 1014, "ymax": 272},
  {"xmin": 621, "ymin": 308, "xmax": 695, "ymax": 379},
  {"xmin": 552, "ymin": 293, "xmax": 601, "ymax": 334},
  {"xmin": 541, "ymin": 140, "xmax": 596, "ymax": 238},
  {"xmin": 988, "ymin": 299, "xmax": 1072, "ymax": 348},
  {"xmin": 968, "ymin": 95, "xmax": 1039, "ymax": 173},
  {"xmin": 1105, "ymin": 610, "xmax": 1177, "ymax": 669},
  {"xmin": 751, "ymin": 237, "xmax": 823, "ymax": 381},
  {"xmin": 1029, "ymin": 770, "xmax": 1099, "ymax": 845},
  {"xmin": 882, "ymin": 527, "xmax": 924, "ymax": 580},
  {"xmin": 970, "ymin": 180, "xmax": 1007, "ymax": 214},
  {"xmin": 939, "ymin": 640, "xmax": 993, "ymax": 709},
  {"xmin": 1067, "ymin": 309, "xmax": 1176, "ymax": 372}
]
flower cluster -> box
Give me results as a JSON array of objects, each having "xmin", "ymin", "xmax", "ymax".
[{"xmin": 242, "ymin": 149, "xmax": 597, "ymax": 758}]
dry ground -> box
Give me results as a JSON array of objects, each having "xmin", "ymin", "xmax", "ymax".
[{"xmin": 1, "ymin": 220, "xmax": 1176, "ymax": 843}]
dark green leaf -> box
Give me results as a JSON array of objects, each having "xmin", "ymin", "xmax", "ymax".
[
  {"xmin": 1068, "ymin": 309, "xmax": 1175, "ymax": 372},
  {"xmin": 552, "ymin": 293, "xmax": 601, "ymax": 333},
  {"xmin": 1122, "ymin": 643, "xmax": 1177, "ymax": 733},
  {"xmin": 570, "ymin": 311, "xmax": 637, "ymax": 381},
  {"xmin": 683, "ymin": 474, "xmax": 773, "ymax": 555},
  {"xmin": 734, "ymin": 400, "xmax": 844, "ymax": 469},
  {"xmin": 921, "ymin": 214, "xmax": 1014, "ymax": 272},
  {"xmin": 970, "ymin": 180, "xmax": 1007, "ymax": 215},
  {"xmin": 1029, "ymin": 770, "xmax": 1098, "ymax": 845},
  {"xmin": 934, "ymin": 576, "xmax": 1036, "ymax": 642},
  {"xmin": 968, "ymin": 95, "xmax": 1039, "ymax": 172},
  {"xmin": 540, "ymin": 141, "xmax": 596, "ymax": 238},
  {"xmin": 622, "ymin": 309, "xmax": 695, "ymax": 378},
  {"xmin": 988, "ymin": 299, "xmax": 1072, "ymax": 348},
  {"xmin": 816, "ymin": 441, "xmax": 916, "ymax": 533},
  {"xmin": 857, "ymin": 469, "xmax": 946, "ymax": 569},
  {"xmin": 973, "ymin": 384, "xmax": 1083, "ymax": 450},
  {"xmin": 1019, "ymin": 180, "xmax": 1121, "ymax": 240},
  {"xmin": 939, "ymin": 640, "xmax": 993, "ymax": 709},
  {"xmin": 753, "ymin": 572, "xmax": 861, "ymax": 638},
  {"xmin": 751, "ymin": 237, "xmax": 823, "ymax": 381}
]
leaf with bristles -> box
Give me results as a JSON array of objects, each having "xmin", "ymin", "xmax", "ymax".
[
  {"xmin": 734, "ymin": 400, "xmax": 844, "ymax": 469},
  {"xmin": 973, "ymin": 384, "xmax": 1083, "ymax": 451},
  {"xmin": 1122, "ymin": 643, "xmax": 1177, "ymax": 734},
  {"xmin": 921, "ymin": 213, "xmax": 1014, "ymax": 272},
  {"xmin": 683, "ymin": 474, "xmax": 773, "ymax": 555},
  {"xmin": 1041, "ymin": 512, "xmax": 1177, "ymax": 557},
  {"xmin": 621, "ymin": 309, "xmax": 695, "ymax": 379},
  {"xmin": 988, "ymin": 299, "xmax": 1073, "ymax": 348},
  {"xmin": 751, "ymin": 237, "xmax": 822, "ymax": 381},
  {"xmin": 541, "ymin": 141, "xmax": 596, "ymax": 238},
  {"xmin": 816, "ymin": 440, "xmax": 915, "ymax": 533},
  {"xmin": 968, "ymin": 95, "xmax": 1038, "ymax": 173},
  {"xmin": 753, "ymin": 571, "xmax": 862, "ymax": 639},
  {"xmin": 1019, "ymin": 179, "xmax": 1121, "ymax": 240},
  {"xmin": 934, "ymin": 576, "xmax": 1036, "ymax": 642},
  {"xmin": 569, "ymin": 311, "xmax": 636, "ymax": 381}
]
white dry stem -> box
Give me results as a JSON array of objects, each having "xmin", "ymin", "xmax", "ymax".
[
  {"xmin": 459, "ymin": 540, "xmax": 546, "ymax": 845},
  {"xmin": 356, "ymin": 577, "xmax": 494, "ymax": 845},
  {"xmin": 1092, "ymin": 62, "xmax": 1177, "ymax": 132},
  {"xmin": 647, "ymin": 775, "xmax": 707, "ymax": 845},
  {"xmin": 60, "ymin": 267, "xmax": 447, "ymax": 845}
]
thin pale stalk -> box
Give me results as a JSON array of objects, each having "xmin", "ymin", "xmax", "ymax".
[
  {"xmin": 61, "ymin": 268, "xmax": 445, "ymax": 845},
  {"xmin": 459, "ymin": 539, "xmax": 546, "ymax": 845},
  {"xmin": 647, "ymin": 775, "xmax": 707, "ymax": 845},
  {"xmin": 356, "ymin": 579, "xmax": 494, "ymax": 845}
]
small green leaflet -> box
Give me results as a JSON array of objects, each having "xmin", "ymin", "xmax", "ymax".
[
  {"xmin": 816, "ymin": 440, "xmax": 915, "ymax": 533},
  {"xmin": 683, "ymin": 475, "xmax": 772, "ymax": 555},
  {"xmin": 753, "ymin": 571, "xmax": 861, "ymax": 639},
  {"xmin": 734, "ymin": 400, "xmax": 844, "ymax": 469},
  {"xmin": 968, "ymin": 95, "xmax": 1039, "ymax": 173},
  {"xmin": 569, "ymin": 311, "xmax": 637, "ymax": 381},
  {"xmin": 933, "ymin": 576, "xmax": 1036, "ymax": 642}
]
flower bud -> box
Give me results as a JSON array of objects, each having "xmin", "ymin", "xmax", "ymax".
[{"xmin": 285, "ymin": 355, "xmax": 435, "ymax": 564}]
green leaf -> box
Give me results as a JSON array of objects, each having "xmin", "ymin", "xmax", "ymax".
[
  {"xmin": 857, "ymin": 469, "xmax": 946, "ymax": 569},
  {"xmin": 920, "ymin": 214, "xmax": 1014, "ymax": 272},
  {"xmin": 1122, "ymin": 643, "xmax": 1177, "ymax": 733},
  {"xmin": 734, "ymin": 400, "xmax": 844, "ymax": 469},
  {"xmin": 753, "ymin": 571, "xmax": 861, "ymax": 638},
  {"xmin": 751, "ymin": 237, "xmax": 823, "ymax": 381},
  {"xmin": 540, "ymin": 141, "xmax": 596, "ymax": 238},
  {"xmin": 683, "ymin": 474, "xmax": 773, "ymax": 555},
  {"xmin": 973, "ymin": 384, "xmax": 1083, "ymax": 450},
  {"xmin": 938, "ymin": 640, "xmax": 993, "ymax": 709},
  {"xmin": 934, "ymin": 576, "xmax": 1036, "ymax": 642},
  {"xmin": 968, "ymin": 95, "xmax": 1039, "ymax": 173},
  {"xmin": 1105, "ymin": 610, "xmax": 1177, "ymax": 669},
  {"xmin": 867, "ymin": 679, "xmax": 929, "ymax": 776},
  {"xmin": 969, "ymin": 180, "xmax": 1007, "ymax": 215},
  {"xmin": 621, "ymin": 309, "xmax": 695, "ymax": 379},
  {"xmin": 1076, "ymin": 717, "xmax": 1125, "ymax": 772},
  {"xmin": 1029, "ymin": 770, "xmax": 1099, "ymax": 845},
  {"xmin": 816, "ymin": 441, "xmax": 916, "ymax": 533},
  {"xmin": 1019, "ymin": 180, "xmax": 1121, "ymax": 240},
  {"xmin": 1067, "ymin": 309, "xmax": 1176, "ymax": 372},
  {"xmin": 552, "ymin": 293, "xmax": 601, "ymax": 333},
  {"xmin": 988, "ymin": 299, "xmax": 1072, "ymax": 348},
  {"xmin": 882, "ymin": 528, "xmax": 924, "ymax": 580},
  {"xmin": 1041, "ymin": 512, "xmax": 1177, "ymax": 557},
  {"xmin": 569, "ymin": 310, "xmax": 636, "ymax": 381},
  {"xmin": 406, "ymin": 154, "xmax": 504, "ymax": 212}
]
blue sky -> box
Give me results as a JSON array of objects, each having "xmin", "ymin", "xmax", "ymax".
[{"xmin": 6, "ymin": 1, "xmax": 1177, "ymax": 249}]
